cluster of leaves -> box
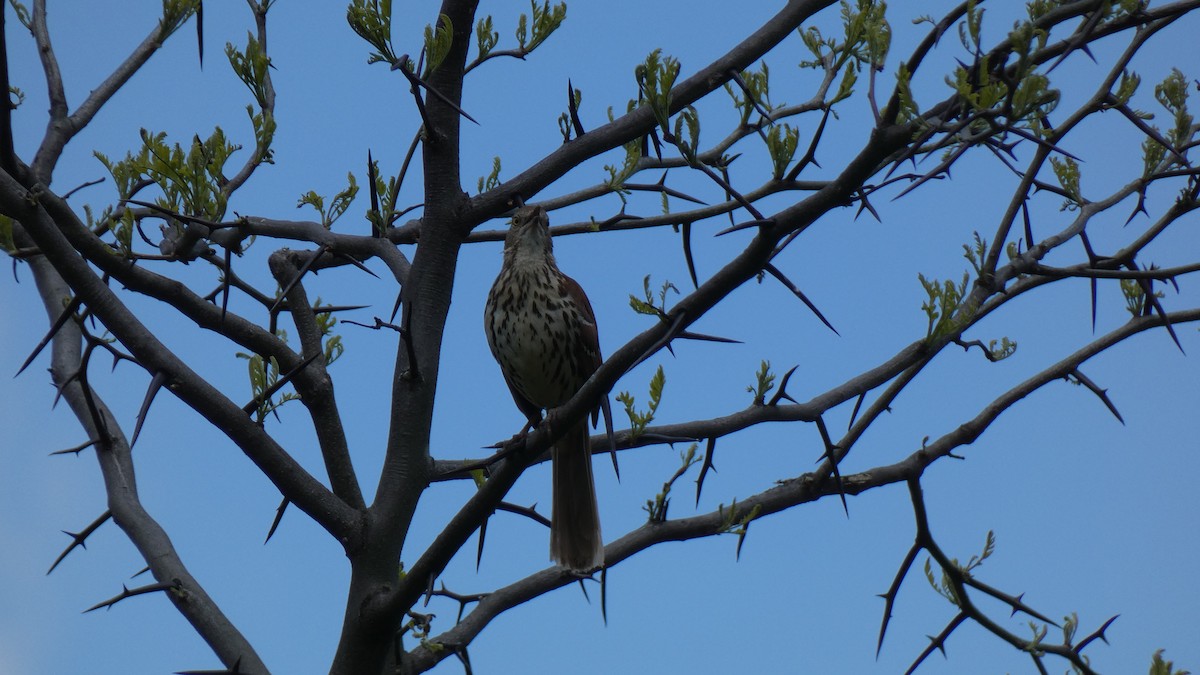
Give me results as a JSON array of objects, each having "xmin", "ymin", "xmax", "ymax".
[
  {"xmin": 477, "ymin": 156, "xmax": 502, "ymax": 194},
  {"xmin": 515, "ymin": 1, "xmax": 566, "ymax": 53},
  {"xmin": 637, "ymin": 48, "xmax": 682, "ymax": 135},
  {"xmin": 298, "ymin": 173, "xmax": 359, "ymax": 229},
  {"xmin": 346, "ymin": 0, "xmax": 399, "ymax": 65},
  {"xmin": 746, "ymin": 360, "xmax": 776, "ymax": 406},
  {"xmin": 1150, "ymin": 650, "xmax": 1192, "ymax": 675},
  {"xmin": 471, "ymin": 1, "xmax": 565, "ymax": 65},
  {"xmin": 422, "ymin": 14, "xmax": 454, "ymax": 77},
  {"xmin": 717, "ymin": 498, "xmax": 762, "ymax": 560},
  {"xmin": 628, "ymin": 274, "xmax": 679, "ymax": 317},
  {"xmin": 95, "ymin": 129, "xmax": 237, "ymax": 254},
  {"xmin": 799, "ymin": 0, "xmax": 891, "ymax": 105},
  {"xmin": 765, "ymin": 123, "xmax": 799, "ymax": 180},
  {"xmin": 950, "ymin": 2, "xmax": 1059, "ymax": 130},
  {"xmin": 557, "ymin": 85, "xmax": 583, "ymax": 142},
  {"xmin": 159, "ymin": 0, "xmax": 201, "ymax": 39},
  {"xmin": 1121, "ymin": 277, "xmax": 1165, "ymax": 317},
  {"xmin": 917, "ymin": 271, "xmax": 970, "ymax": 340},
  {"xmin": 915, "ymin": 233, "xmax": 1016, "ymax": 361},
  {"xmin": 474, "ymin": 15, "xmax": 499, "ymax": 61},
  {"xmin": 355, "ymin": 157, "xmax": 408, "ymax": 236},
  {"xmin": 602, "ymin": 131, "xmax": 641, "ymax": 195},
  {"xmin": 643, "ymin": 443, "xmax": 699, "ymax": 523},
  {"xmin": 1151, "ymin": 68, "xmax": 1193, "ymax": 167},
  {"xmin": 236, "ymin": 304, "xmax": 343, "ymax": 423},
  {"xmin": 615, "ymin": 365, "xmax": 665, "ymax": 442},
  {"xmin": 924, "ymin": 530, "xmax": 995, "ymax": 607},
  {"xmin": 227, "ymin": 35, "xmax": 277, "ymax": 161},
  {"xmin": 1051, "ymin": 156, "xmax": 1083, "ymax": 210},
  {"xmin": 87, "ymin": 29, "xmax": 275, "ymax": 256},
  {"xmin": 725, "ymin": 63, "xmax": 778, "ymax": 124},
  {"xmin": 226, "ymin": 34, "xmax": 272, "ymax": 110},
  {"xmin": 237, "ymin": 334, "xmax": 300, "ymax": 424}
]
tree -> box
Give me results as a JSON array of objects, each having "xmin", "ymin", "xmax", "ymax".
[{"xmin": 2, "ymin": 0, "xmax": 1198, "ymax": 673}]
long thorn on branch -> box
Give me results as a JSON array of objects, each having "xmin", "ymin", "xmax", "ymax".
[
  {"xmin": 84, "ymin": 579, "xmax": 181, "ymax": 613},
  {"xmin": 47, "ymin": 510, "xmax": 113, "ymax": 575},
  {"xmin": 814, "ymin": 416, "xmax": 847, "ymax": 515},
  {"xmin": 1066, "ymin": 368, "xmax": 1124, "ymax": 425}
]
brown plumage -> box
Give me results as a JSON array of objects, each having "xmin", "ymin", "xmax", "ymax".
[{"xmin": 483, "ymin": 205, "xmax": 603, "ymax": 572}]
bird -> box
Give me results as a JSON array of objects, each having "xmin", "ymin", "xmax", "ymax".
[{"xmin": 484, "ymin": 204, "xmax": 604, "ymax": 573}]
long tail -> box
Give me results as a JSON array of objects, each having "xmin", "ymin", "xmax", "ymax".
[{"xmin": 550, "ymin": 420, "xmax": 603, "ymax": 572}]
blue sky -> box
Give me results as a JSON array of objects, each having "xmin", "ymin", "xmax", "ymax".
[{"xmin": 2, "ymin": 1, "xmax": 1199, "ymax": 673}]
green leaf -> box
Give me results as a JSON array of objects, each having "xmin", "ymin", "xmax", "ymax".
[
  {"xmin": 298, "ymin": 174, "xmax": 359, "ymax": 229},
  {"xmin": 987, "ymin": 337, "xmax": 1017, "ymax": 361},
  {"xmin": 617, "ymin": 365, "xmax": 665, "ymax": 442},
  {"xmin": 1154, "ymin": 68, "xmax": 1194, "ymax": 152},
  {"xmin": 1121, "ymin": 277, "xmax": 1163, "ymax": 316},
  {"xmin": 8, "ymin": 86, "xmax": 25, "ymax": 110},
  {"xmin": 893, "ymin": 63, "xmax": 919, "ymax": 123},
  {"xmin": 475, "ymin": 16, "xmax": 498, "ymax": 59},
  {"xmin": 160, "ymin": 0, "xmax": 200, "ymax": 39},
  {"xmin": 225, "ymin": 33, "xmax": 272, "ymax": 108},
  {"xmin": 917, "ymin": 271, "xmax": 971, "ymax": 340},
  {"xmin": 245, "ymin": 106, "xmax": 277, "ymax": 166},
  {"xmin": 765, "ymin": 123, "xmax": 799, "ymax": 180},
  {"xmin": 1050, "ymin": 156, "xmax": 1082, "ymax": 210},
  {"xmin": 962, "ymin": 231, "xmax": 986, "ymax": 275},
  {"xmin": 0, "ymin": 214, "xmax": 16, "ymax": 254},
  {"xmin": 422, "ymin": 14, "xmax": 454, "ymax": 77},
  {"xmin": 672, "ymin": 105, "xmax": 701, "ymax": 164},
  {"xmin": 1114, "ymin": 69, "xmax": 1141, "ymax": 106},
  {"xmin": 477, "ymin": 156, "xmax": 502, "ymax": 194},
  {"xmin": 1149, "ymin": 649, "xmax": 1192, "ymax": 675},
  {"xmin": 347, "ymin": 0, "xmax": 398, "ymax": 65},
  {"xmin": 603, "ymin": 138, "xmax": 641, "ymax": 195},
  {"xmin": 746, "ymin": 360, "xmax": 775, "ymax": 406},
  {"xmin": 637, "ymin": 48, "xmax": 682, "ymax": 134},
  {"xmin": 520, "ymin": 1, "xmax": 566, "ymax": 52},
  {"xmin": 9, "ymin": 1, "xmax": 31, "ymax": 29},
  {"xmin": 643, "ymin": 443, "xmax": 700, "ymax": 523},
  {"xmin": 627, "ymin": 274, "xmax": 678, "ymax": 316}
]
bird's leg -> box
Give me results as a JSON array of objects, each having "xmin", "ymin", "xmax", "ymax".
[{"xmin": 492, "ymin": 412, "xmax": 544, "ymax": 463}]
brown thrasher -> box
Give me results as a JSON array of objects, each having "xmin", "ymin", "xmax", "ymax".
[{"xmin": 484, "ymin": 204, "xmax": 604, "ymax": 572}]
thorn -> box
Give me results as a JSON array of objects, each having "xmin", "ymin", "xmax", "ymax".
[
  {"xmin": 695, "ymin": 436, "xmax": 717, "ymax": 507},
  {"xmin": 567, "ymin": 78, "xmax": 585, "ymax": 138},
  {"xmin": 195, "ymin": 0, "xmax": 204, "ymax": 67},
  {"xmin": 270, "ymin": 245, "xmax": 328, "ymax": 314},
  {"xmin": 676, "ymin": 330, "xmax": 741, "ymax": 345},
  {"xmin": 763, "ymin": 264, "xmax": 839, "ymax": 335},
  {"xmin": 49, "ymin": 439, "xmax": 98, "ymax": 457},
  {"xmin": 735, "ymin": 517, "xmax": 750, "ymax": 561},
  {"xmin": 600, "ymin": 395, "xmax": 619, "ymax": 481},
  {"xmin": 815, "ymin": 416, "xmax": 848, "ymax": 516},
  {"xmin": 767, "ymin": 365, "xmax": 799, "ymax": 406},
  {"xmin": 84, "ymin": 579, "xmax": 179, "ymax": 613},
  {"xmin": 680, "ymin": 222, "xmax": 698, "ymax": 289},
  {"xmin": 264, "ymin": 497, "xmax": 288, "ymax": 544},
  {"xmin": 475, "ymin": 514, "xmax": 488, "ymax": 571},
  {"xmin": 714, "ymin": 219, "xmax": 773, "ymax": 237},
  {"xmin": 368, "ymin": 150, "xmax": 381, "ymax": 238},
  {"xmin": 47, "ymin": 510, "xmax": 112, "ymax": 574},
  {"xmin": 848, "ymin": 393, "xmax": 865, "ymax": 431},
  {"xmin": 130, "ymin": 371, "xmax": 169, "ymax": 449},
  {"xmin": 600, "ymin": 565, "xmax": 608, "ymax": 626},
  {"xmin": 16, "ymin": 294, "xmax": 84, "ymax": 377}
]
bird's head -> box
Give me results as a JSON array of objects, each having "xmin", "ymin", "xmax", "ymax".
[{"xmin": 503, "ymin": 204, "xmax": 554, "ymax": 262}]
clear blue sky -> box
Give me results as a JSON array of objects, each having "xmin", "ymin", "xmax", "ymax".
[{"xmin": 3, "ymin": 1, "xmax": 1198, "ymax": 673}]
